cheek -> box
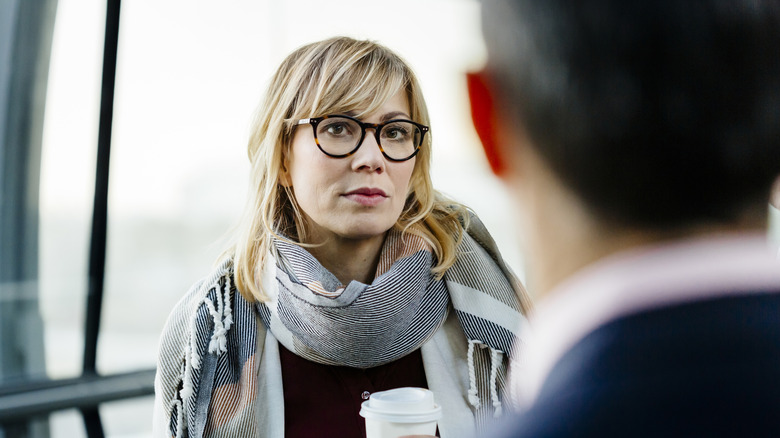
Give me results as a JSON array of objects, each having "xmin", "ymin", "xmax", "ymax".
[
  {"xmin": 288, "ymin": 158, "xmax": 340, "ymax": 214},
  {"xmin": 394, "ymin": 163, "xmax": 416, "ymax": 202},
  {"xmin": 402, "ymin": 161, "xmax": 417, "ymax": 191},
  {"xmin": 291, "ymin": 168, "xmax": 324, "ymax": 209}
]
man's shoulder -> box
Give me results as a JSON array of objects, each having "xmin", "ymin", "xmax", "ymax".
[
  {"xmin": 548, "ymin": 291, "xmax": 780, "ymax": 392},
  {"xmin": 504, "ymin": 291, "xmax": 780, "ymax": 437}
]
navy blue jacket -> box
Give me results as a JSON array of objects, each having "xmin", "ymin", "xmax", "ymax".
[{"xmin": 495, "ymin": 292, "xmax": 780, "ymax": 437}]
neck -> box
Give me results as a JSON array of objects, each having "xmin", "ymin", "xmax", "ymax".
[
  {"xmin": 530, "ymin": 217, "xmax": 767, "ymax": 301},
  {"xmin": 304, "ymin": 232, "xmax": 386, "ymax": 285},
  {"xmin": 516, "ymin": 154, "xmax": 768, "ymax": 301}
]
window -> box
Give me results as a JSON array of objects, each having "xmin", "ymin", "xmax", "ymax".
[{"xmin": 1, "ymin": 1, "xmax": 522, "ymax": 436}]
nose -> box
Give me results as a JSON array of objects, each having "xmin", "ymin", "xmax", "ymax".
[{"xmin": 351, "ymin": 128, "xmax": 384, "ymax": 173}]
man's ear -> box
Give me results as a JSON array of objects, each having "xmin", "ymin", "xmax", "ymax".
[
  {"xmin": 771, "ymin": 175, "xmax": 780, "ymax": 209},
  {"xmin": 467, "ymin": 71, "xmax": 506, "ymax": 177}
]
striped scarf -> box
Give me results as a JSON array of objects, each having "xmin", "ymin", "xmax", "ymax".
[
  {"xmin": 260, "ymin": 231, "xmax": 449, "ymax": 368},
  {"xmin": 155, "ymin": 215, "xmax": 528, "ymax": 437}
]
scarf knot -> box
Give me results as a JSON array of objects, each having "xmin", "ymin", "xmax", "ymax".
[{"xmin": 259, "ymin": 231, "xmax": 449, "ymax": 369}]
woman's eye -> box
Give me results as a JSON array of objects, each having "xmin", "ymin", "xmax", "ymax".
[
  {"xmin": 327, "ymin": 124, "xmax": 346, "ymax": 135},
  {"xmin": 385, "ymin": 126, "xmax": 409, "ymax": 140}
]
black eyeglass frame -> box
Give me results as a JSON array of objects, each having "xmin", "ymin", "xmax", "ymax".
[{"xmin": 296, "ymin": 114, "xmax": 429, "ymax": 162}]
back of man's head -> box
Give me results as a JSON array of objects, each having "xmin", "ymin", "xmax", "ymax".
[{"xmin": 481, "ymin": 0, "xmax": 780, "ymax": 229}]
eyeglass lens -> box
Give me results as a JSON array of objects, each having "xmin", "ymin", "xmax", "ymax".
[{"xmin": 316, "ymin": 117, "xmax": 421, "ymax": 160}]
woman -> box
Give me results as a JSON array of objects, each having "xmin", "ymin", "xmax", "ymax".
[{"xmin": 153, "ymin": 37, "xmax": 531, "ymax": 438}]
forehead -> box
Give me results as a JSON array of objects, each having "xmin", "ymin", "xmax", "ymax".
[
  {"xmin": 332, "ymin": 88, "xmax": 412, "ymax": 121},
  {"xmin": 306, "ymin": 62, "xmax": 410, "ymax": 117},
  {"xmin": 348, "ymin": 89, "xmax": 411, "ymax": 119}
]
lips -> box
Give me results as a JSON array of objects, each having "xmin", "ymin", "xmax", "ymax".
[
  {"xmin": 343, "ymin": 187, "xmax": 388, "ymax": 206},
  {"xmin": 345, "ymin": 188, "xmax": 387, "ymax": 197}
]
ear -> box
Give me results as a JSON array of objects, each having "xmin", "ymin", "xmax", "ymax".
[
  {"xmin": 279, "ymin": 172, "xmax": 291, "ymax": 188},
  {"xmin": 279, "ymin": 153, "xmax": 292, "ymax": 187},
  {"xmin": 467, "ymin": 71, "xmax": 506, "ymax": 177},
  {"xmin": 771, "ymin": 175, "xmax": 780, "ymax": 209}
]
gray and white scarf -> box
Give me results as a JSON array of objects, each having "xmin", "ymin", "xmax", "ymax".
[
  {"xmin": 155, "ymin": 215, "xmax": 529, "ymax": 437},
  {"xmin": 260, "ymin": 231, "xmax": 450, "ymax": 368}
]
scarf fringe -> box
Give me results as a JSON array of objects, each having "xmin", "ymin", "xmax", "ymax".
[
  {"xmin": 490, "ymin": 348, "xmax": 504, "ymax": 417},
  {"xmin": 176, "ymin": 260, "xmax": 234, "ymax": 433},
  {"xmin": 467, "ymin": 339, "xmax": 506, "ymax": 417},
  {"xmin": 223, "ymin": 275, "xmax": 234, "ymax": 330},
  {"xmin": 206, "ymin": 275, "xmax": 234, "ymax": 354},
  {"xmin": 467, "ymin": 339, "xmax": 482, "ymax": 409},
  {"xmin": 173, "ymin": 397, "xmax": 184, "ymax": 438},
  {"xmin": 177, "ymin": 357, "xmax": 192, "ymax": 433}
]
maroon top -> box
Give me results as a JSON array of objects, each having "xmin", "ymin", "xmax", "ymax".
[{"xmin": 279, "ymin": 344, "xmax": 430, "ymax": 438}]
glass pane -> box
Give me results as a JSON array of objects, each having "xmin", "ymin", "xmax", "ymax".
[
  {"xmin": 39, "ymin": 0, "xmax": 105, "ymax": 381},
  {"xmin": 49, "ymin": 410, "xmax": 86, "ymax": 438},
  {"xmin": 101, "ymin": 396, "xmax": 154, "ymax": 438},
  {"xmin": 96, "ymin": 1, "xmax": 255, "ymax": 374}
]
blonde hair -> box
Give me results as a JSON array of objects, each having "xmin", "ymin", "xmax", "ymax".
[{"xmin": 231, "ymin": 36, "xmax": 469, "ymax": 302}]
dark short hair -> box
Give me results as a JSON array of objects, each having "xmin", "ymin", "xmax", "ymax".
[{"xmin": 482, "ymin": 0, "xmax": 780, "ymax": 228}]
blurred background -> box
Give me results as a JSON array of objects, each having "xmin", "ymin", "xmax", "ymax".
[
  {"xmin": 2, "ymin": 0, "xmax": 523, "ymax": 436},
  {"xmin": 2, "ymin": 1, "xmax": 779, "ymax": 437}
]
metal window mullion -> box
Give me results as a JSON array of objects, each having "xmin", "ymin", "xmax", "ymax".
[{"xmin": 82, "ymin": 0, "xmax": 122, "ymax": 436}]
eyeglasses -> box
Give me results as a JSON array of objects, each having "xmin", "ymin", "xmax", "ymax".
[{"xmin": 296, "ymin": 115, "xmax": 429, "ymax": 162}]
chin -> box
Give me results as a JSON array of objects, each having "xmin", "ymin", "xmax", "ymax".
[
  {"xmin": 340, "ymin": 229, "xmax": 390, "ymax": 241},
  {"xmin": 337, "ymin": 222, "xmax": 395, "ymax": 241}
]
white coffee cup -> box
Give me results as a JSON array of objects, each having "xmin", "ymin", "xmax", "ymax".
[{"xmin": 359, "ymin": 387, "xmax": 442, "ymax": 438}]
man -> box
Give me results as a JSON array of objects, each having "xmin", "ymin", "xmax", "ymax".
[
  {"xmin": 467, "ymin": 0, "xmax": 780, "ymax": 436},
  {"xmin": 771, "ymin": 177, "xmax": 780, "ymax": 251}
]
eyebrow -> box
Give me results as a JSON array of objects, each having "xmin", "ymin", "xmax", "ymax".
[
  {"xmin": 340, "ymin": 110, "xmax": 412, "ymax": 122},
  {"xmin": 379, "ymin": 111, "xmax": 412, "ymax": 122}
]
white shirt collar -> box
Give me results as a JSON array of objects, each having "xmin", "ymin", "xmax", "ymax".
[{"xmin": 509, "ymin": 233, "xmax": 780, "ymax": 409}]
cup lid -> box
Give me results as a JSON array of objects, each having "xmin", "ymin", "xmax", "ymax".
[{"xmin": 359, "ymin": 387, "xmax": 442, "ymax": 423}]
